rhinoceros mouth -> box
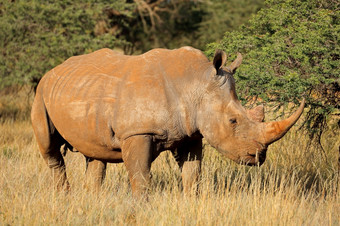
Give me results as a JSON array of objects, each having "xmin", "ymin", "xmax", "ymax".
[{"xmin": 240, "ymin": 149, "xmax": 267, "ymax": 166}]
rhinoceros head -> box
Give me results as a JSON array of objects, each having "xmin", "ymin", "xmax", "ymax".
[{"xmin": 197, "ymin": 50, "xmax": 305, "ymax": 166}]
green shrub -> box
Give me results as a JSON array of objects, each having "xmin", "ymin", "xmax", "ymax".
[
  {"xmin": 0, "ymin": 0, "xmax": 133, "ymax": 89},
  {"xmin": 207, "ymin": 0, "xmax": 339, "ymax": 142}
]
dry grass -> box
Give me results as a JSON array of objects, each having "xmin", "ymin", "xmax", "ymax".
[{"xmin": 0, "ymin": 91, "xmax": 339, "ymax": 225}]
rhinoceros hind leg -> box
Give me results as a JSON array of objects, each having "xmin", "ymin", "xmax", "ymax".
[
  {"xmin": 122, "ymin": 135, "xmax": 153, "ymax": 198},
  {"xmin": 173, "ymin": 138, "xmax": 202, "ymax": 195},
  {"xmin": 85, "ymin": 157, "xmax": 107, "ymax": 192},
  {"xmin": 31, "ymin": 95, "xmax": 70, "ymax": 191}
]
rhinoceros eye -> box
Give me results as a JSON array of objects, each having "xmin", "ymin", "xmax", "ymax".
[{"xmin": 229, "ymin": 118, "xmax": 237, "ymax": 124}]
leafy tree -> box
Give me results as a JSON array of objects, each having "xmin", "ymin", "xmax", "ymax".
[
  {"xmin": 207, "ymin": 0, "xmax": 339, "ymax": 144},
  {"xmin": 196, "ymin": 0, "xmax": 264, "ymax": 46},
  {"xmin": 0, "ymin": 0, "xmax": 134, "ymax": 89}
]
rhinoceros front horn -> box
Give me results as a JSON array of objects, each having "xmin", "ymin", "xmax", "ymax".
[{"xmin": 263, "ymin": 99, "xmax": 305, "ymax": 145}]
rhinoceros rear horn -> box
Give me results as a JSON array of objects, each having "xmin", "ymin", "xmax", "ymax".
[
  {"xmin": 247, "ymin": 105, "xmax": 265, "ymax": 122},
  {"xmin": 263, "ymin": 99, "xmax": 305, "ymax": 145},
  {"xmin": 213, "ymin": 49, "xmax": 227, "ymax": 71}
]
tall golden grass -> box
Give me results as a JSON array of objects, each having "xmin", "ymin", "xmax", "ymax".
[{"xmin": 0, "ymin": 89, "xmax": 339, "ymax": 225}]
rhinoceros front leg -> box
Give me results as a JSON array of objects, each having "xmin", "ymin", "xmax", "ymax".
[
  {"xmin": 85, "ymin": 157, "xmax": 107, "ymax": 191},
  {"xmin": 173, "ymin": 138, "xmax": 202, "ymax": 195},
  {"xmin": 122, "ymin": 135, "xmax": 153, "ymax": 197}
]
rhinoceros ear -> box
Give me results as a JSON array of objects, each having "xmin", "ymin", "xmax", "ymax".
[
  {"xmin": 228, "ymin": 53, "xmax": 243, "ymax": 73},
  {"xmin": 213, "ymin": 49, "xmax": 227, "ymax": 72},
  {"xmin": 247, "ymin": 105, "xmax": 265, "ymax": 122}
]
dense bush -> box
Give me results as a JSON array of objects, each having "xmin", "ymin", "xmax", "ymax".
[
  {"xmin": 0, "ymin": 0, "xmax": 263, "ymax": 89},
  {"xmin": 207, "ymin": 0, "xmax": 339, "ymax": 142},
  {"xmin": 0, "ymin": 0, "xmax": 133, "ymax": 89}
]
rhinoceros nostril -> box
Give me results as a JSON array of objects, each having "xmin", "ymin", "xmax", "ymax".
[{"xmin": 247, "ymin": 152, "xmax": 256, "ymax": 157}]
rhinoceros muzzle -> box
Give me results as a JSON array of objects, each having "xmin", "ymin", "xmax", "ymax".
[{"xmin": 245, "ymin": 148, "xmax": 267, "ymax": 166}]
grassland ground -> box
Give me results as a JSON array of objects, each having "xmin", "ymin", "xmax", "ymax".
[{"xmin": 0, "ymin": 89, "xmax": 339, "ymax": 225}]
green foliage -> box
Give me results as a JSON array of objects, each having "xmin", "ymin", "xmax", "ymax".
[
  {"xmin": 196, "ymin": 0, "xmax": 264, "ymax": 45},
  {"xmin": 0, "ymin": 0, "xmax": 133, "ymax": 88},
  {"xmin": 0, "ymin": 0, "xmax": 263, "ymax": 89},
  {"xmin": 207, "ymin": 0, "xmax": 339, "ymax": 141}
]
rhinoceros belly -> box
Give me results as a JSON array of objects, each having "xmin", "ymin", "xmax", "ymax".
[{"xmin": 50, "ymin": 97, "xmax": 121, "ymax": 157}]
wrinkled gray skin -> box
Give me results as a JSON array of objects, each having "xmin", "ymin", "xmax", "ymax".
[{"xmin": 31, "ymin": 47, "xmax": 304, "ymax": 196}]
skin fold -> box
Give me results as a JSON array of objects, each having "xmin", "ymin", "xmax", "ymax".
[{"xmin": 31, "ymin": 47, "xmax": 305, "ymax": 197}]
